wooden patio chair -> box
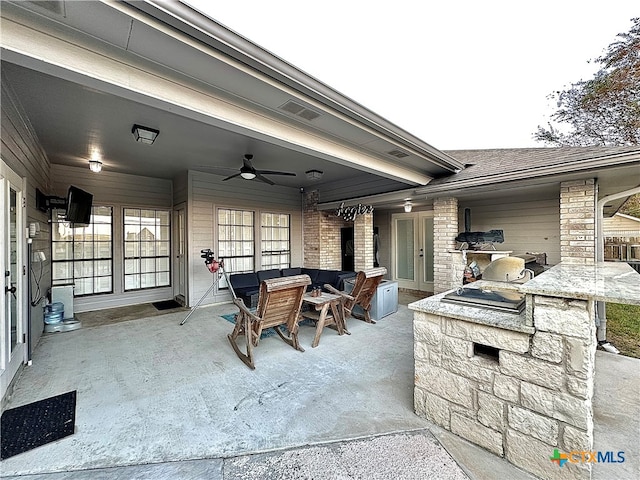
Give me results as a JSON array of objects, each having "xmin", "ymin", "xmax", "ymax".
[
  {"xmin": 227, "ymin": 274, "xmax": 311, "ymax": 369},
  {"xmin": 324, "ymin": 267, "xmax": 387, "ymax": 324}
]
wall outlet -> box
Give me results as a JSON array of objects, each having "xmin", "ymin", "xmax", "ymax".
[{"xmin": 29, "ymin": 222, "xmax": 41, "ymax": 238}]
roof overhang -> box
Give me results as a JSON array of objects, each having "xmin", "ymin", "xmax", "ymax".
[
  {"xmin": 318, "ymin": 149, "xmax": 640, "ymax": 213},
  {"xmin": 126, "ymin": 0, "xmax": 464, "ymax": 174},
  {"xmin": 416, "ymin": 150, "xmax": 640, "ymax": 196},
  {"xmin": 0, "ymin": 0, "xmax": 461, "ymax": 188}
]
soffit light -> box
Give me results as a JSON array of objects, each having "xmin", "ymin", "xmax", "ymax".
[
  {"xmin": 305, "ymin": 169, "xmax": 323, "ymax": 180},
  {"xmin": 404, "ymin": 200, "xmax": 413, "ymax": 213},
  {"xmin": 89, "ymin": 149, "xmax": 103, "ymax": 172},
  {"xmin": 89, "ymin": 159, "xmax": 102, "ymax": 173},
  {"xmin": 132, "ymin": 124, "xmax": 160, "ymax": 145}
]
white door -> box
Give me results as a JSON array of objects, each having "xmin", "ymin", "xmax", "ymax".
[
  {"xmin": 173, "ymin": 204, "xmax": 186, "ymax": 304},
  {"xmin": 1, "ymin": 160, "xmax": 26, "ymax": 399},
  {"xmin": 392, "ymin": 212, "xmax": 434, "ymax": 292}
]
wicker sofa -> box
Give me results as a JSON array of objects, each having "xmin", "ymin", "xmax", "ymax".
[{"xmin": 229, "ymin": 267, "xmax": 356, "ymax": 308}]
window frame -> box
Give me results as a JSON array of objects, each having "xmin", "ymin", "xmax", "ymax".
[
  {"xmin": 217, "ymin": 208, "xmax": 255, "ymax": 274},
  {"xmin": 260, "ymin": 212, "xmax": 291, "ymax": 270},
  {"xmin": 123, "ymin": 207, "xmax": 172, "ymax": 291},
  {"xmin": 50, "ymin": 206, "xmax": 114, "ymax": 297}
]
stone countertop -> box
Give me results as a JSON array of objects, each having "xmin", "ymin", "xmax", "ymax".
[
  {"xmin": 408, "ymin": 292, "xmax": 534, "ymax": 334},
  {"xmin": 519, "ymin": 262, "xmax": 640, "ymax": 305}
]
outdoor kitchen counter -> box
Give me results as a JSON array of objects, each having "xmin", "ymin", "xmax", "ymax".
[
  {"xmin": 408, "ymin": 291, "xmax": 534, "ymax": 334},
  {"xmin": 519, "ymin": 261, "xmax": 640, "ymax": 305}
]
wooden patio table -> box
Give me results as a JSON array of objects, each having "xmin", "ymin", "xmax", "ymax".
[{"xmin": 301, "ymin": 291, "xmax": 348, "ymax": 348}]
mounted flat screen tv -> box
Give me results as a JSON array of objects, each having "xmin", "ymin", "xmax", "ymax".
[{"xmin": 65, "ymin": 185, "xmax": 93, "ymax": 225}]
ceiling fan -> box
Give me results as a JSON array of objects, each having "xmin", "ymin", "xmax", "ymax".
[{"xmin": 214, "ymin": 154, "xmax": 296, "ymax": 185}]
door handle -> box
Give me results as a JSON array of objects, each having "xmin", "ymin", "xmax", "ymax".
[{"xmin": 5, "ymin": 285, "xmax": 17, "ymax": 294}]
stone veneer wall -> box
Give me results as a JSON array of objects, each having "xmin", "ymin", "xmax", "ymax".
[
  {"xmin": 560, "ymin": 179, "xmax": 596, "ymax": 265},
  {"xmin": 433, "ymin": 197, "xmax": 459, "ymax": 294},
  {"xmin": 414, "ymin": 295, "xmax": 596, "ymax": 480}
]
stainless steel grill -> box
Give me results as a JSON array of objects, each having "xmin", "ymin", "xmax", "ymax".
[{"xmin": 442, "ymin": 288, "xmax": 525, "ymax": 313}]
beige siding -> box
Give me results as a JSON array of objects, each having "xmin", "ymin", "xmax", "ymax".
[
  {"xmin": 50, "ymin": 165, "xmax": 173, "ymax": 207},
  {"xmin": 187, "ymin": 171, "xmax": 302, "ymax": 306},
  {"xmin": 459, "ymin": 194, "xmax": 560, "ymax": 266},
  {"xmin": 51, "ymin": 165, "xmax": 173, "ymax": 312},
  {"xmin": 1, "ymin": 76, "xmax": 51, "ymax": 352},
  {"xmin": 603, "ymin": 213, "xmax": 640, "ymax": 237}
]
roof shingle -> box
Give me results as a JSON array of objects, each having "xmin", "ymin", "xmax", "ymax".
[{"xmin": 429, "ymin": 146, "xmax": 640, "ymax": 186}]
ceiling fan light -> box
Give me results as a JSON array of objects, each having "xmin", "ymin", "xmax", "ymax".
[{"xmin": 240, "ymin": 172, "xmax": 256, "ymax": 180}]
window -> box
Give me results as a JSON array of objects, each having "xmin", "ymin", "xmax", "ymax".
[
  {"xmin": 51, "ymin": 206, "xmax": 113, "ymax": 296},
  {"xmin": 261, "ymin": 212, "xmax": 290, "ymax": 269},
  {"xmin": 218, "ymin": 209, "xmax": 254, "ymax": 273},
  {"xmin": 124, "ymin": 208, "xmax": 171, "ymax": 291}
]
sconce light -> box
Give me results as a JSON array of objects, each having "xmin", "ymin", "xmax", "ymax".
[
  {"xmin": 89, "ymin": 159, "xmax": 103, "ymax": 173},
  {"xmin": 305, "ymin": 169, "xmax": 323, "ymax": 181},
  {"xmin": 132, "ymin": 124, "xmax": 160, "ymax": 145},
  {"xmin": 404, "ymin": 200, "xmax": 413, "ymax": 213}
]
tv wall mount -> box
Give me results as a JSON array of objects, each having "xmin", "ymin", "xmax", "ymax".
[{"xmin": 36, "ymin": 188, "xmax": 66, "ymax": 211}]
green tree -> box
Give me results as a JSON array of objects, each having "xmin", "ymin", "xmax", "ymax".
[
  {"xmin": 620, "ymin": 194, "xmax": 640, "ymax": 217},
  {"xmin": 534, "ymin": 17, "xmax": 639, "ymax": 146}
]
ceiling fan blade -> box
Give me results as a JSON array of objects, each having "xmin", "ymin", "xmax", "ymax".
[
  {"xmin": 197, "ymin": 165, "xmax": 238, "ymax": 172},
  {"xmin": 255, "ymin": 170, "xmax": 296, "ymax": 176},
  {"xmin": 255, "ymin": 173, "xmax": 275, "ymax": 185},
  {"xmin": 222, "ymin": 173, "xmax": 242, "ymax": 181}
]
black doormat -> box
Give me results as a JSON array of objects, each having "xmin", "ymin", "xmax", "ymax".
[
  {"xmin": 152, "ymin": 299, "xmax": 182, "ymax": 310},
  {"xmin": 1, "ymin": 390, "xmax": 76, "ymax": 460}
]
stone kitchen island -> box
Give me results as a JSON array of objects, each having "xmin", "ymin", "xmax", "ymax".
[{"xmin": 409, "ymin": 262, "xmax": 640, "ymax": 480}]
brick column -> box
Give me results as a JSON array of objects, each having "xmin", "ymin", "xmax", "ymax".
[
  {"xmin": 560, "ymin": 179, "xmax": 596, "ymax": 265},
  {"xmin": 433, "ymin": 197, "xmax": 459, "ymax": 294},
  {"xmin": 319, "ymin": 212, "xmax": 345, "ymax": 270},
  {"xmin": 303, "ymin": 191, "xmax": 348, "ymax": 270},
  {"xmin": 303, "ymin": 190, "xmax": 321, "ymax": 268},
  {"xmin": 353, "ymin": 212, "xmax": 374, "ymax": 271}
]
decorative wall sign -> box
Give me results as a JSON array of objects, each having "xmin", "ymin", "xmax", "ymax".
[{"xmin": 335, "ymin": 202, "xmax": 374, "ymax": 222}]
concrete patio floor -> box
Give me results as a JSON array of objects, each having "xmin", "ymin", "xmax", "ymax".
[{"xmin": 1, "ymin": 300, "xmax": 638, "ymax": 479}]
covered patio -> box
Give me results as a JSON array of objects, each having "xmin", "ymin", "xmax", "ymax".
[{"xmin": 2, "ymin": 300, "xmax": 637, "ymax": 479}]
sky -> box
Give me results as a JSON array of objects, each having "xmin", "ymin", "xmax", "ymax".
[{"xmin": 184, "ymin": 1, "xmax": 637, "ymax": 150}]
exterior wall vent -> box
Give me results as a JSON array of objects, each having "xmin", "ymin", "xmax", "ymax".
[
  {"xmin": 387, "ymin": 149, "xmax": 409, "ymax": 159},
  {"xmin": 279, "ymin": 100, "xmax": 321, "ymax": 121}
]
